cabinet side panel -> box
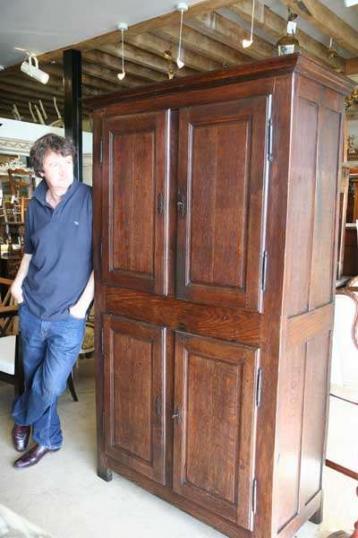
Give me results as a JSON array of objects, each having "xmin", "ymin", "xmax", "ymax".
[
  {"xmin": 309, "ymin": 107, "xmax": 341, "ymax": 309},
  {"xmin": 299, "ymin": 331, "xmax": 330, "ymax": 507},
  {"xmin": 276, "ymin": 342, "xmax": 306, "ymax": 530},
  {"xmin": 275, "ymin": 75, "xmax": 344, "ymax": 536},
  {"xmin": 285, "ymin": 97, "xmax": 318, "ymax": 317}
]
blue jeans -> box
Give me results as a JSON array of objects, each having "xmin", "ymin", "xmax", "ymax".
[{"xmin": 11, "ymin": 304, "xmax": 86, "ymax": 449}]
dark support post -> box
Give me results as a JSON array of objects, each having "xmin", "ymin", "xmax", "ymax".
[{"xmin": 63, "ymin": 49, "xmax": 82, "ymax": 182}]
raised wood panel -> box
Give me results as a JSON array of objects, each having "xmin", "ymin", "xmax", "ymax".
[
  {"xmin": 102, "ymin": 110, "xmax": 172, "ymax": 295},
  {"xmin": 276, "ymin": 342, "xmax": 306, "ymax": 531},
  {"xmin": 173, "ymin": 332, "xmax": 259, "ymax": 530},
  {"xmin": 309, "ymin": 106, "xmax": 341, "ymax": 309},
  {"xmin": 286, "ymin": 97, "xmax": 318, "ymax": 317},
  {"xmin": 299, "ymin": 331, "xmax": 330, "ymax": 507},
  {"xmin": 103, "ymin": 315, "xmax": 169, "ymax": 485},
  {"xmin": 176, "ymin": 95, "xmax": 269, "ymax": 311}
]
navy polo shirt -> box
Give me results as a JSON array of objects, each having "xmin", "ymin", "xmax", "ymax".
[{"xmin": 22, "ymin": 179, "xmax": 92, "ymax": 320}]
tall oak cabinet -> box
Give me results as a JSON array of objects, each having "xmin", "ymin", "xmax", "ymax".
[{"xmin": 89, "ymin": 55, "xmax": 353, "ymax": 537}]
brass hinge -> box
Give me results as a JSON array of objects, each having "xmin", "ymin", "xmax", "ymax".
[
  {"xmin": 267, "ymin": 118, "xmax": 273, "ymax": 162},
  {"xmin": 99, "ymin": 139, "xmax": 103, "ymax": 164},
  {"xmin": 256, "ymin": 367, "xmax": 263, "ymax": 407},
  {"xmin": 252, "ymin": 478, "xmax": 257, "ymax": 514},
  {"xmin": 261, "ymin": 250, "xmax": 268, "ymax": 291}
]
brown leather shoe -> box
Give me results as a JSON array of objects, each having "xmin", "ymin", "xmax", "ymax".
[
  {"xmin": 12, "ymin": 424, "xmax": 31, "ymax": 452},
  {"xmin": 13, "ymin": 444, "xmax": 60, "ymax": 469}
]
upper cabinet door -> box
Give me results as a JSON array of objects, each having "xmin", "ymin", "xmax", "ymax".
[
  {"xmin": 176, "ymin": 96, "xmax": 269, "ymax": 311},
  {"xmin": 102, "ymin": 110, "xmax": 173, "ymax": 295}
]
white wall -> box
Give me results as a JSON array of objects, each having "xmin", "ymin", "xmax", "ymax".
[{"xmin": 0, "ymin": 117, "xmax": 93, "ymax": 153}]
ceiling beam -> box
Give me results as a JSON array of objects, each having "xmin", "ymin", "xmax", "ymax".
[
  {"xmin": 98, "ymin": 43, "xmax": 196, "ymax": 77},
  {"xmin": 228, "ymin": 2, "xmax": 345, "ymax": 71},
  {"xmin": 83, "ymin": 49, "xmax": 168, "ymax": 83},
  {"xmin": 280, "ymin": 0, "xmax": 358, "ymax": 56},
  {"xmin": 125, "ymin": 32, "xmax": 220, "ymax": 72},
  {"xmin": 155, "ymin": 23, "xmax": 252, "ymax": 68},
  {"xmin": 0, "ymin": 78, "xmax": 64, "ymax": 100},
  {"xmin": 187, "ymin": 11, "xmax": 274, "ymax": 60}
]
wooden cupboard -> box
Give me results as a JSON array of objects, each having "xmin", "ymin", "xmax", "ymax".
[{"xmin": 89, "ymin": 54, "xmax": 353, "ymax": 538}]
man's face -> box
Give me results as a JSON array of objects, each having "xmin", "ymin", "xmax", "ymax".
[{"xmin": 41, "ymin": 150, "xmax": 74, "ymax": 195}]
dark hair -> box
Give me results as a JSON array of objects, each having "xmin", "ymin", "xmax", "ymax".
[{"xmin": 30, "ymin": 134, "xmax": 76, "ymax": 177}]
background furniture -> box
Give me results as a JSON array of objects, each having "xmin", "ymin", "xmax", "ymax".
[
  {"xmin": 0, "ymin": 305, "xmax": 23, "ymax": 395},
  {"xmin": 90, "ymin": 54, "xmax": 353, "ymax": 538},
  {"xmin": 326, "ymin": 289, "xmax": 358, "ymax": 538}
]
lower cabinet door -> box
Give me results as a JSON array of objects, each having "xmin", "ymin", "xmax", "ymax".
[
  {"xmin": 102, "ymin": 315, "xmax": 170, "ymax": 485},
  {"xmin": 173, "ymin": 332, "xmax": 259, "ymax": 530}
]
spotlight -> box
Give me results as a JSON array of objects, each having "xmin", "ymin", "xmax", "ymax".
[
  {"xmin": 242, "ymin": 39, "xmax": 253, "ymax": 48},
  {"xmin": 176, "ymin": 2, "xmax": 188, "ymax": 69},
  {"xmin": 20, "ymin": 54, "xmax": 49, "ymax": 84},
  {"xmin": 241, "ymin": 0, "xmax": 255, "ymax": 49},
  {"xmin": 117, "ymin": 22, "xmax": 128, "ymax": 82},
  {"xmin": 176, "ymin": 57, "xmax": 184, "ymax": 69}
]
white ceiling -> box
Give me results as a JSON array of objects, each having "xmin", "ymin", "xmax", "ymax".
[
  {"xmin": 0, "ymin": 0, "xmax": 202, "ymax": 69},
  {"xmin": 0, "ymin": 0, "xmax": 357, "ymax": 70}
]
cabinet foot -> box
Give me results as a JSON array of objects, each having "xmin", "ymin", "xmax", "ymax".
[
  {"xmin": 97, "ymin": 466, "xmax": 113, "ymax": 482},
  {"xmin": 310, "ymin": 504, "xmax": 323, "ymax": 525}
]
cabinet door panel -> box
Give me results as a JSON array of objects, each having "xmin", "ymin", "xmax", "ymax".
[
  {"xmin": 176, "ymin": 96, "xmax": 269, "ymax": 310},
  {"xmin": 103, "ymin": 315, "xmax": 170, "ymax": 485},
  {"xmin": 173, "ymin": 333, "xmax": 259, "ymax": 529},
  {"xmin": 102, "ymin": 110, "xmax": 172, "ymax": 295}
]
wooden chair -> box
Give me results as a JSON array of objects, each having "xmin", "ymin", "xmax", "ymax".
[
  {"xmin": 69, "ymin": 313, "xmax": 95, "ymax": 402},
  {"xmin": 0, "ymin": 304, "xmax": 24, "ymax": 395},
  {"xmin": 326, "ymin": 289, "xmax": 358, "ymax": 538}
]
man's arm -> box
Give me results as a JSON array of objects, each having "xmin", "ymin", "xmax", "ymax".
[
  {"xmin": 10, "ymin": 253, "xmax": 32, "ymax": 304},
  {"xmin": 69, "ymin": 270, "xmax": 94, "ymax": 319}
]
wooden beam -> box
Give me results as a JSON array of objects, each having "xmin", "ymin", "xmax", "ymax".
[
  {"xmin": 155, "ymin": 23, "xmax": 252, "ymax": 68},
  {"xmin": 0, "ymin": 80, "xmax": 65, "ymax": 102},
  {"xmin": 0, "ymin": 67, "xmax": 99, "ymax": 98},
  {"xmin": 125, "ymin": 32, "xmax": 220, "ymax": 72},
  {"xmin": 280, "ymin": 0, "xmax": 358, "ymax": 56},
  {"xmin": 228, "ymin": 2, "xmax": 345, "ymax": 71},
  {"xmin": 44, "ymin": 62, "xmax": 123, "ymax": 92},
  {"xmin": 98, "ymin": 43, "xmax": 196, "ymax": 77},
  {"xmin": 346, "ymin": 58, "xmax": 358, "ymax": 76},
  {"xmin": 1, "ymin": 74, "xmax": 64, "ymax": 98},
  {"xmin": 187, "ymin": 11, "xmax": 274, "ymax": 60},
  {"xmin": 83, "ymin": 50, "xmax": 167, "ymax": 83}
]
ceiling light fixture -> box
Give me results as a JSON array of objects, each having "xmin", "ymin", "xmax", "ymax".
[
  {"xmin": 176, "ymin": 3, "xmax": 188, "ymax": 69},
  {"xmin": 117, "ymin": 22, "xmax": 128, "ymax": 81},
  {"xmin": 241, "ymin": 0, "xmax": 256, "ymax": 48},
  {"xmin": 20, "ymin": 53, "xmax": 49, "ymax": 84}
]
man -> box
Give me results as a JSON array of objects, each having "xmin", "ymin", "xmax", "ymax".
[{"xmin": 10, "ymin": 133, "xmax": 93, "ymax": 469}]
